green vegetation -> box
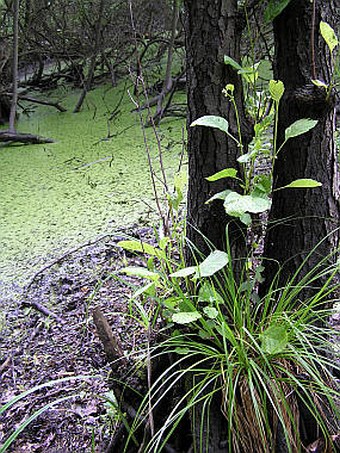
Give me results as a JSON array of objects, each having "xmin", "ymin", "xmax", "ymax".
[
  {"xmin": 118, "ymin": 236, "xmax": 340, "ymax": 452},
  {"xmin": 1, "ymin": 0, "xmax": 339, "ymax": 452},
  {"xmin": 0, "ymin": 84, "xmax": 185, "ymax": 285},
  {"xmin": 191, "ymin": 79, "xmax": 319, "ymax": 227}
]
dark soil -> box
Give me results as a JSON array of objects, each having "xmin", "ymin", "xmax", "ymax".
[
  {"xmin": 0, "ymin": 226, "xmax": 154, "ymax": 452},
  {"xmin": 1, "ymin": 224, "xmax": 339, "ymax": 453}
]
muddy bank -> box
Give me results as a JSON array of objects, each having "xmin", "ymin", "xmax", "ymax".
[{"xmin": 0, "ymin": 226, "xmax": 155, "ymax": 452}]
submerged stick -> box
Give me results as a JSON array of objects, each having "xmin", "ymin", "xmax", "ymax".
[{"xmin": 0, "ymin": 131, "xmax": 54, "ymax": 144}]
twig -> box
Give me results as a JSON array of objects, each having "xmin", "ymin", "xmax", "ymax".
[
  {"xmin": 72, "ymin": 156, "xmax": 113, "ymax": 169},
  {"xmin": 24, "ymin": 233, "xmax": 119, "ymax": 294},
  {"xmin": 21, "ymin": 300, "xmax": 63, "ymax": 322},
  {"xmin": 0, "ymin": 356, "xmax": 11, "ymax": 374},
  {"xmin": 128, "ymin": 2, "xmax": 170, "ymax": 236},
  {"xmin": 311, "ymin": 0, "xmax": 317, "ymax": 80}
]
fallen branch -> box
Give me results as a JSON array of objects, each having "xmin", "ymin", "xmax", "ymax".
[
  {"xmin": 0, "ymin": 130, "xmax": 54, "ymax": 144},
  {"xmin": 132, "ymin": 84, "xmax": 172, "ymax": 112},
  {"xmin": 23, "ymin": 233, "xmax": 121, "ymax": 294},
  {"xmin": 16, "ymin": 94, "xmax": 67, "ymax": 112},
  {"xmin": 21, "ymin": 299, "xmax": 63, "ymax": 322}
]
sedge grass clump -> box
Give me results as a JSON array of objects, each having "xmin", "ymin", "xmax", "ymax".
[{"xmin": 118, "ymin": 235, "xmax": 340, "ymax": 453}]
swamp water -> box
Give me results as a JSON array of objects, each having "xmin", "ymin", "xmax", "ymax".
[{"xmin": 0, "ymin": 84, "xmax": 185, "ymax": 296}]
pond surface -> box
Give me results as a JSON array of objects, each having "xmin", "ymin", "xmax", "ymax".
[{"xmin": 0, "ymin": 84, "xmax": 185, "ymax": 293}]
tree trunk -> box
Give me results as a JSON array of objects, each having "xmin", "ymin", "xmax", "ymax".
[
  {"xmin": 9, "ymin": 0, "xmax": 19, "ymax": 133},
  {"xmin": 0, "ymin": 95, "xmax": 11, "ymax": 124},
  {"xmin": 263, "ymin": 0, "xmax": 340, "ymax": 290},
  {"xmin": 184, "ymin": 0, "xmax": 252, "ymax": 265},
  {"xmin": 73, "ymin": 0, "xmax": 106, "ymax": 113},
  {"xmin": 184, "ymin": 1, "xmax": 251, "ymax": 450},
  {"xmin": 154, "ymin": 0, "xmax": 180, "ymax": 122}
]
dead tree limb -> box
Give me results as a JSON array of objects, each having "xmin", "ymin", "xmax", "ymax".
[
  {"xmin": 23, "ymin": 233, "xmax": 121, "ymax": 294},
  {"xmin": 154, "ymin": 0, "xmax": 180, "ymax": 117},
  {"xmin": 0, "ymin": 130, "xmax": 54, "ymax": 144},
  {"xmin": 73, "ymin": 0, "xmax": 106, "ymax": 113},
  {"xmin": 93, "ymin": 307, "xmax": 125, "ymax": 364},
  {"xmin": 6, "ymin": 93, "xmax": 67, "ymax": 112}
]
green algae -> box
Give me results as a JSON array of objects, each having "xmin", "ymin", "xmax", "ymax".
[{"xmin": 0, "ymin": 83, "xmax": 186, "ymax": 286}]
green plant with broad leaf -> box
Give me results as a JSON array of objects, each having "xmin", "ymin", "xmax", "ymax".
[
  {"xmin": 312, "ymin": 21, "xmax": 339, "ymax": 99},
  {"xmin": 191, "ymin": 75, "xmax": 320, "ymax": 226},
  {"xmin": 118, "ymin": 231, "xmax": 340, "ymax": 453}
]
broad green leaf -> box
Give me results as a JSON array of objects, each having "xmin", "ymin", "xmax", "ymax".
[
  {"xmin": 280, "ymin": 178, "xmax": 322, "ymax": 189},
  {"xmin": 133, "ymin": 282, "xmax": 156, "ymax": 298},
  {"xmin": 320, "ymin": 21, "xmax": 338, "ymax": 53},
  {"xmin": 239, "ymin": 280, "xmax": 253, "ymax": 293},
  {"xmin": 172, "ymin": 311, "xmax": 202, "ymax": 324},
  {"xmin": 174, "ymin": 170, "xmax": 187, "ymax": 192},
  {"xmin": 118, "ymin": 240, "xmax": 164, "ymax": 258},
  {"xmin": 199, "ymin": 329, "xmax": 213, "ymax": 340},
  {"xmin": 171, "ymin": 251, "xmax": 229, "ymax": 279},
  {"xmin": 239, "ymin": 213, "xmax": 252, "ymax": 226},
  {"xmin": 195, "ymin": 250, "xmax": 229, "ymax": 278},
  {"xmin": 257, "ymin": 59, "xmax": 273, "ymax": 81},
  {"xmin": 203, "ymin": 306, "xmax": 218, "ymax": 319},
  {"xmin": 121, "ymin": 266, "xmax": 160, "ymax": 281},
  {"xmin": 224, "ymin": 55, "xmax": 242, "ymax": 71},
  {"xmin": 206, "ymin": 189, "xmax": 232, "ymax": 204},
  {"xmin": 264, "ymin": 0, "xmax": 292, "ymax": 23},
  {"xmin": 191, "ymin": 115, "xmax": 229, "ymax": 135},
  {"xmin": 261, "ymin": 325, "xmax": 288, "ymax": 355},
  {"xmin": 237, "ymin": 151, "xmax": 255, "ymax": 163},
  {"xmin": 206, "ymin": 168, "xmax": 238, "ymax": 182},
  {"xmin": 269, "ymin": 79, "xmax": 285, "ymax": 102},
  {"xmin": 311, "ymin": 79, "xmax": 328, "ymax": 89},
  {"xmin": 179, "ymin": 299, "xmax": 196, "ymax": 312},
  {"xmin": 285, "ymin": 119, "xmax": 318, "ymax": 141},
  {"xmin": 170, "ymin": 266, "xmax": 196, "ymax": 278},
  {"xmin": 224, "ymin": 192, "xmax": 271, "ymax": 217},
  {"xmin": 163, "ymin": 297, "xmax": 181, "ymax": 310},
  {"xmin": 253, "ymin": 175, "xmax": 272, "ymax": 195},
  {"xmin": 238, "ymin": 64, "xmax": 259, "ymax": 84},
  {"xmin": 254, "ymin": 264, "xmax": 265, "ymax": 284},
  {"xmin": 198, "ymin": 282, "xmax": 223, "ymax": 304}
]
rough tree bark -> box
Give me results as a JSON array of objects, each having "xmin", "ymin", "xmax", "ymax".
[
  {"xmin": 184, "ymin": 0, "xmax": 252, "ymax": 265},
  {"xmin": 263, "ymin": 0, "xmax": 340, "ymax": 291},
  {"xmin": 9, "ymin": 0, "xmax": 19, "ymax": 133},
  {"xmin": 184, "ymin": 1, "xmax": 252, "ymax": 451}
]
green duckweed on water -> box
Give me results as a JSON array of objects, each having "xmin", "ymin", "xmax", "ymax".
[{"xmin": 0, "ymin": 83, "xmax": 186, "ymax": 288}]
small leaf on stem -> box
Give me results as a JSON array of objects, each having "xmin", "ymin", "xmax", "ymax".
[
  {"xmin": 284, "ymin": 119, "xmax": 318, "ymax": 141},
  {"xmin": 191, "ymin": 115, "xmax": 230, "ymax": 134},
  {"xmin": 279, "ymin": 178, "xmax": 322, "ymax": 189},
  {"xmin": 320, "ymin": 21, "xmax": 338, "ymax": 53},
  {"xmin": 206, "ymin": 168, "xmax": 238, "ymax": 182}
]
